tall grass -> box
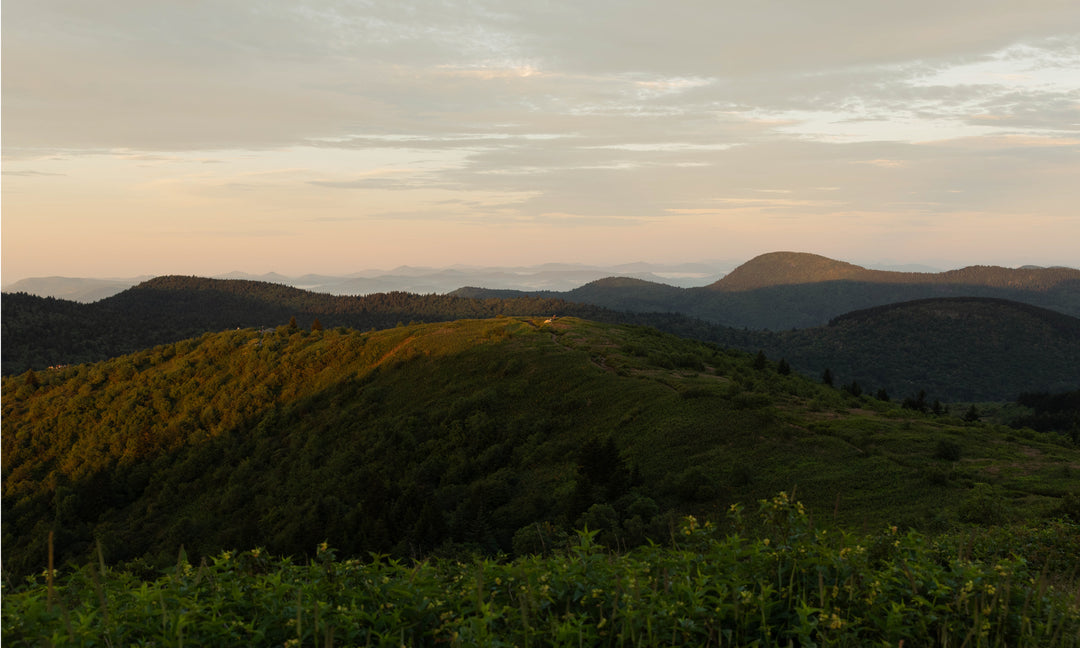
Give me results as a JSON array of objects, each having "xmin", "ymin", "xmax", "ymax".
[{"xmin": 5, "ymin": 494, "xmax": 1077, "ymax": 647}]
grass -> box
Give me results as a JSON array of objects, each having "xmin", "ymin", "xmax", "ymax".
[{"xmin": 5, "ymin": 493, "xmax": 1078, "ymax": 647}]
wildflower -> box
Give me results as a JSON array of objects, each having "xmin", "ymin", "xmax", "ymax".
[
  {"xmin": 495, "ymin": 577, "xmax": 502, "ymax": 586},
  {"xmin": 221, "ymin": 551, "xmax": 233, "ymax": 561},
  {"xmin": 762, "ymin": 538, "xmax": 771, "ymax": 546},
  {"xmin": 251, "ymin": 548, "xmax": 261, "ymax": 558},
  {"xmin": 985, "ymin": 584, "xmax": 996, "ymax": 596},
  {"xmin": 318, "ymin": 541, "xmax": 329, "ymax": 554}
]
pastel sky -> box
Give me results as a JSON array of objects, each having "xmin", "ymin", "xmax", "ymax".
[{"xmin": 3, "ymin": 1, "xmax": 1079, "ymax": 281}]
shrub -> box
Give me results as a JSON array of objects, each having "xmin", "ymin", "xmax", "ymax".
[
  {"xmin": 5, "ymin": 494, "xmax": 1079, "ymax": 647},
  {"xmin": 934, "ymin": 439, "xmax": 962, "ymax": 461}
]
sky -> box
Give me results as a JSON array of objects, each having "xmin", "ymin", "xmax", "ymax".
[{"xmin": 3, "ymin": 1, "xmax": 1080, "ymax": 281}]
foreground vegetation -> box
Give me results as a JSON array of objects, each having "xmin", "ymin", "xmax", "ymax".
[{"xmin": 5, "ymin": 494, "xmax": 1078, "ymax": 647}]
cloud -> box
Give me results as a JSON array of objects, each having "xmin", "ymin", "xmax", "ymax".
[
  {"xmin": 1, "ymin": 170, "xmax": 66, "ymax": 177},
  {"xmin": 3, "ymin": 1, "xmax": 1079, "ymax": 278}
]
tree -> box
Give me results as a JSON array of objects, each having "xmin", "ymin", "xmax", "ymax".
[
  {"xmin": 753, "ymin": 350, "xmax": 767, "ymax": 371},
  {"xmin": 963, "ymin": 404, "xmax": 980, "ymax": 422},
  {"xmin": 903, "ymin": 390, "xmax": 929, "ymax": 413},
  {"xmin": 821, "ymin": 368, "xmax": 834, "ymax": 386},
  {"xmin": 777, "ymin": 358, "xmax": 791, "ymax": 375},
  {"xmin": 287, "ymin": 316, "xmax": 299, "ymax": 332},
  {"xmin": 311, "ymin": 317, "xmax": 323, "ymax": 332}
]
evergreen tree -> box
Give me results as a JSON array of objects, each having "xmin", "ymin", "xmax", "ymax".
[
  {"xmin": 777, "ymin": 358, "xmax": 791, "ymax": 375},
  {"xmin": 821, "ymin": 368, "xmax": 834, "ymax": 386}
]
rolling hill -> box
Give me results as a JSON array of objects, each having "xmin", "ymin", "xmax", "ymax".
[
  {"xmin": 0, "ymin": 276, "xmax": 616, "ymax": 374},
  {"xmin": 5, "ymin": 276, "xmax": 1080, "ymax": 403},
  {"xmin": 4, "ymin": 317, "xmax": 1078, "ymax": 581}
]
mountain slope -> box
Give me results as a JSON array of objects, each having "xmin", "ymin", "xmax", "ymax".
[{"xmin": 4, "ymin": 318, "xmax": 1078, "ymax": 579}]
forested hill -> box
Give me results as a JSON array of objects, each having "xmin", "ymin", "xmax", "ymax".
[
  {"xmin": 4, "ymin": 317, "xmax": 1078, "ymax": 580},
  {"xmin": 755, "ymin": 297, "xmax": 1080, "ymax": 402}
]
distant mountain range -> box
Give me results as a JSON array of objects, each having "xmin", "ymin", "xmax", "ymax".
[
  {"xmin": 456, "ymin": 252, "xmax": 1080, "ymax": 329},
  {"xmin": 1, "ymin": 261, "xmax": 736, "ymax": 302}
]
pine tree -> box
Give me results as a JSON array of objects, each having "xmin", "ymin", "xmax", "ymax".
[{"xmin": 777, "ymin": 358, "xmax": 791, "ymax": 375}]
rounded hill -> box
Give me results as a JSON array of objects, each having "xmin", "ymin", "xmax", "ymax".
[
  {"xmin": 771, "ymin": 297, "xmax": 1080, "ymax": 401},
  {"xmin": 707, "ymin": 252, "xmax": 875, "ymax": 291}
]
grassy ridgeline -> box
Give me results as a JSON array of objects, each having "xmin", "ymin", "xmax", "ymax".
[{"xmin": 4, "ymin": 494, "xmax": 1078, "ymax": 647}]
